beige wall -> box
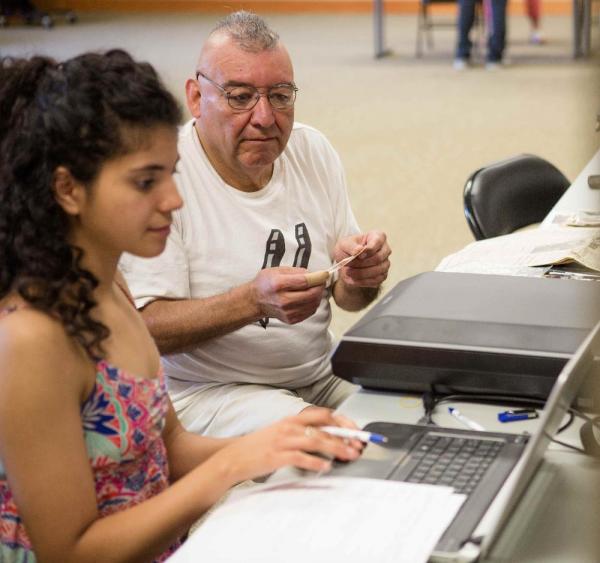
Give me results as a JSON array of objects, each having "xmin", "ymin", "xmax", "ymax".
[{"xmin": 37, "ymin": 0, "xmax": 572, "ymax": 16}]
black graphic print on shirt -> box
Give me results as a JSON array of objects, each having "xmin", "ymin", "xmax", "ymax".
[
  {"xmin": 293, "ymin": 223, "xmax": 312, "ymax": 269},
  {"xmin": 261, "ymin": 229, "xmax": 285, "ymax": 269},
  {"xmin": 259, "ymin": 223, "xmax": 312, "ymax": 329}
]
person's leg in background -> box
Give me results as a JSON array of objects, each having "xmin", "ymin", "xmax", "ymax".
[
  {"xmin": 455, "ymin": 0, "xmax": 477, "ymax": 68},
  {"xmin": 486, "ymin": 0, "xmax": 508, "ymax": 66},
  {"xmin": 525, "ymin": 0, "xmax": 544, "ymax": 44}
]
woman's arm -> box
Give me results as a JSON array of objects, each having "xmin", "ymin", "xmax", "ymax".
[
  {"xmin": 0, "ymin": 311, "xmax": 361, "ymax": 563},
  {"xmin": 163, "ymin": 402, "xmax": 363, "ymax": 484},
  {"xmin": 162, "ymin": 402, "xmax": 235, "ymax": 481}
]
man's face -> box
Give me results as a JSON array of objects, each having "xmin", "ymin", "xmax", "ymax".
[{"xmin": 187, "ymin": 37, "xmax": 295, "ymax": 190}]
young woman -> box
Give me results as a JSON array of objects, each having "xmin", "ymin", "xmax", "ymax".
[{"xmin": 0, "ymin": 50, "xmax": 362, "ymax": 563}]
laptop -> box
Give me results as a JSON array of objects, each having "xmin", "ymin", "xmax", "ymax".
[{"xmin": 328, "ymin": 320, "xmax": 600, "ymax": 562}]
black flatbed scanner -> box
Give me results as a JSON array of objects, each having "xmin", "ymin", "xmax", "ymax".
[{"xmin": 332, "ymin": 272, "xmax": 600, "ymax": 406}]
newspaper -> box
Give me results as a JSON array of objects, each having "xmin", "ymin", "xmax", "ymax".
[
  {"xmin": 551, "ymin": 210, "xmax": 600, "ymax": 227},
  {"xmin": 437, "ymin": 227, "xmax": 600, "ymax": 275}
]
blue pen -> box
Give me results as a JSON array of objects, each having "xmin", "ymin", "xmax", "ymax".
[
  {"xmin": 498, "ymin": 409, "xmax": 538, "ymax": 423},
  {"xmin": 320, "ymin": 426, "xmax": 388, "ymax": 444}
]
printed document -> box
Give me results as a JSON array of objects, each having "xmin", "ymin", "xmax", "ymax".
[
  {"xmin": 437, "ymin": 227, "xmax": 600, "ymax": 275},
  {"xmin": 168, "ymin": 477, "xmax": 465, "ymax": 563}
]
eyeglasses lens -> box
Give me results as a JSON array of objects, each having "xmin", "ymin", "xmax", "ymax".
[{"xmin": 226, "ymin": 86, "xmax": 296, "ymax": 110}]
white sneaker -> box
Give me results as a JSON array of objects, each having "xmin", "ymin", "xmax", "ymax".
[
  {"xmin": 530, "ymin": 31, "xmax": 545, "ymax": 45},
  {"xmin": 485, "ymin": 61, "xmax": 503, "ymax": 70},
  {"xmin": 453, "ymin": 58, "xmax": 469, "ymax": 70}
]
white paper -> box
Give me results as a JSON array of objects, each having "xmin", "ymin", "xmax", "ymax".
[
  {"xmin": 551, "ymin": 210, "xmax": 600, "ymax": 227},
  {"xmin": 437, "ymin": 227, "xmax": 600, "ymax": 274},
  {"xmin": 168, "ymin": 477, "xmax": 465, "ymax": 563}
]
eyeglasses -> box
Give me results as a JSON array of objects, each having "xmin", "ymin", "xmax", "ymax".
[{"xmin": 196, "ymin": 71, "xmax": 298, "ymax": 111}]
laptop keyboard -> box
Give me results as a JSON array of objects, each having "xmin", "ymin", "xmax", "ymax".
[{"xmin": 405, "ymin": 433, "xmax": 504, "ymax": 495}]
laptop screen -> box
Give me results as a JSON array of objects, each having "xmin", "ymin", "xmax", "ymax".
[{"xmin": 479, "ymin": 321, "xmax": 600, "ymax": 556}]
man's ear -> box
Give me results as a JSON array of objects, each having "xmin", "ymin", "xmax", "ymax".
[
  {"xmin": 185, "ymin": 77, "xmax": 202, "ymax": 119},
  {"xmin": 53, "ymin": 166, "xmax": 86, "ymax": 216}
]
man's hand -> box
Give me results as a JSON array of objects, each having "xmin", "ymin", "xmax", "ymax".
[
  {"xmin": 334, "ymin": 230, "xmax": 391, "ymax": 288},
  {"xmin": 251, "ymin": 267, "xmax": 325, "ymax": 324}
]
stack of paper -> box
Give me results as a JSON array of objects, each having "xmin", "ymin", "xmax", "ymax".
[
  {"xmin": 168, "ymin": 477, "xmax": 465, "ymax": 563},
  {"xmin": 437, "ymin": 227, "xmax": 600, "ymax": 276}
]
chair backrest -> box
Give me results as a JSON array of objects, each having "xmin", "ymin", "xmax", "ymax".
[{"xmin": 463, "ymin": 154, "xmax": 570, "ymax": 240}]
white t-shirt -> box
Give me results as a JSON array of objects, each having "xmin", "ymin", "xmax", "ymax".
[{"xmin": 120, "ymin": 120, "xmax": 359, "ymax": 390}]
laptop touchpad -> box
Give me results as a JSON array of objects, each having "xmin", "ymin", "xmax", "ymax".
[{"xmin": 330, "ymin": 442, "xmax": 411, "ymax": 479}]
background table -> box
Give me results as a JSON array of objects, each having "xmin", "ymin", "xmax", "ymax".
[{"xmin": 373, "ymin": 0, "xmax": 595, "ymax": 59}]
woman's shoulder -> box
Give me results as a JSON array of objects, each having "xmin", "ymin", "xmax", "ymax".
[
  {"xmin": 0, "ymin": 305, "xmax": 91, "ymax": 409},
  {"xmin": 0, "ymin": 305, "xmax": 82, "ymax": 368}
]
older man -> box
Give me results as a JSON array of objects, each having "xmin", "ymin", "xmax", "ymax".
[{"xmin": 120, "ymin": 11, "xmax": 391, "ymax": 437}]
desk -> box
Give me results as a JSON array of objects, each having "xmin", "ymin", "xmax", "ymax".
[
  {"xmin": 372, "ymin": 0, "xmax": 594, "ymax": 59},
  {"xmin": 331, "ymin": 147, "xmax": 600, "ymax": 561},
  {"xmin": 336, "ymin": 390, "xmax": 600, "ymax": 561}
]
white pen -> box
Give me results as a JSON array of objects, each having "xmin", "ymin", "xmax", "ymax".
[
  {"xmin": 320, "ymin": 426, "xmax": 388, "ymax": 444},
  {"xmin": 448, "ymin": 407, "xmax": 485, "ymax": 431}
]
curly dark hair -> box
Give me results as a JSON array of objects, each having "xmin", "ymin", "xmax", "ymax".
[{"xmin": 0, "ymin": 49, "xmax": 182, "ymax": 358}]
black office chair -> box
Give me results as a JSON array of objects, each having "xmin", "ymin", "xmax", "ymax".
[{"xmin": 463, "ymin": 154, "xmax": 570, "ymax": 240}]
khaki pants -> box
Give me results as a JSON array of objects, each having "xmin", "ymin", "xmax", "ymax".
[{"xmin": 169, "ymin": 374, "xmax": 358, "ymax": 437}]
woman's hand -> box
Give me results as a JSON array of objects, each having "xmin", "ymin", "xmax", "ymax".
[{"xmin": 209, "ymin": 408, "xmax": 364, "ymax": 486}]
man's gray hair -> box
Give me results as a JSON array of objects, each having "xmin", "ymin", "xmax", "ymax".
[{"xmin": 211, "ymin": 11, "xmax": 279, "ymax": 51}]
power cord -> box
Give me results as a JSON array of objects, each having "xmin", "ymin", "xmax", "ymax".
[{"xmin": 418, "ymin": 390, "xmax": 438, "ymax": 425}]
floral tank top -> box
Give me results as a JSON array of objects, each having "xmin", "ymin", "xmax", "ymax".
[{"xmin": 0, "ymin": 353, "xmax": 180, "ymax": 562}]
